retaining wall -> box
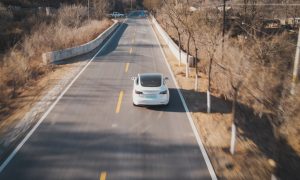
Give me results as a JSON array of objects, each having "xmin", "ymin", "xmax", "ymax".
[
  {"xmin": 151, "ymin": 16, "xmax": 193, "ymax": 65},
  {"xmin": 42, "ymin": 20, "xmax": 120, "ymax": 63}
]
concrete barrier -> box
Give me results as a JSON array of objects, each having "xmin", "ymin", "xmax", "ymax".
[
  {"xmin": 42, "ymin": 20, "xmax": 120, "ymax": 63},
  {"xmin": 151, "ymin": 16, "xmax": 193, "ymax": 65}
]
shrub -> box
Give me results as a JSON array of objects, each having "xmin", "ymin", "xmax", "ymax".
[
  {"xmin": 57, "ymin": 4, "xmax": 88, "ymax": 28},
  {"xmin": 0, "ymin": 4, "xmax": 112, "ymax": 108},
  {"xmin": 0, "ymin": 2, "xmax": 13, "ymax": 29}
]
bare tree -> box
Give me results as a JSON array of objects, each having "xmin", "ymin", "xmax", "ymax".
[
  {"xmin": 143, "ymin": 0, "xmax": 162, "ymax": 14},
  {"xmin": 176, "ymin": 1, "xmax": 194, "ymax": 78},
  {"xmin": 201, "ymin": 25, "xmax": 222, "ymax": 113},
  {"xmin": 156, "ymin": 1, "xmax": 299, "ymax": 178},
  {"xmin": 162, "ymin": 0, "xmax": 184, "ymax": 66},
  {"xmin": 190, "ymin": 12, "xmax": 202, "ymax": 91},
  {"xmin": 91, "ymin": 0, "xmax": 110, "ymax": 20},
  {"xmin": 240, "ymin": 0, "xmax": 263, "ymax": 35}
]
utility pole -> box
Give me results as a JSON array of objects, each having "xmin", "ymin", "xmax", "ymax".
[{"xmin": 291, "ymin": 27, "xmax": 300, "ymax": 95}]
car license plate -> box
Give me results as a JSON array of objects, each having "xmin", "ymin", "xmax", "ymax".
[{"xmin": 145, "ymin": 94, "xmax": 156, "ymax": 98}]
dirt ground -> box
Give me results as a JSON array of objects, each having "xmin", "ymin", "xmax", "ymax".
[
  {"xmin": 0, "ymin": 60, "xmax": 86, "ymax": 161},
  {"xmin": 152, "ymin": 22, "xmax": 276, "ymax": 180}
]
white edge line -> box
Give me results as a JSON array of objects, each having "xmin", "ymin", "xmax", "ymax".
[
  {"xmin": 0, "ymin": 19, "xmax": 127, "ymax": 173},
  {"xmin": 149, "ymin": 18, "xmax": 218, "ymax": 180}
]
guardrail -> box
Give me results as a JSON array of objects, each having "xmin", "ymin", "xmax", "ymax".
[
  {"xmin": 42, "ymin": 20, "xmax": 120, "ymax": 63},
  {"xmin": 151, "ymin": 15, "xmax": 193, "ymax": 65}
]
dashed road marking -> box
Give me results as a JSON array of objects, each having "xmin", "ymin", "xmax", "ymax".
[
  {"xmin": 125, "ymin": 63, "xmax": 130, "ymax": 73},
  {"xmin": 115, "ymin": 91, "xmax": 124, "ymax": 113},
  {"xmin": 99, "ymin": 171, "xmax": 107, "ymax": 180}
]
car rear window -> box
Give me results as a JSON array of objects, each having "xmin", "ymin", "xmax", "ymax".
[{"xmin": 140, "ymin": 75, "xmax": 162, "ymax": 87}]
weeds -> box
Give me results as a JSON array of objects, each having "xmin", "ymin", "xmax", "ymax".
[
  {"xmin": 0, "ymin": 4, "xmax": 112, "ymax": 109},
  {"xmin": 158, "ymin": 1, "xmax": 299, "ymax": 179}
]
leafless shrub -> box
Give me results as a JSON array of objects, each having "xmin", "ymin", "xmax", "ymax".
[
  {"xmin": 157, "ymin": 1, "xmax": 299, "ymax": 178},
  {"xmin": 0, "ymin": 2, "xmax": 13, "ymax": 29},
  {"xmin": 143, "ymin": 0, "xmax": 162, "ymax": 14},
  {"xmin": 161, "ymin": 1, "xmax": 184, "ymax": 65},
  {"xmin": 0, "ymin": 4, "xmax": 112, "ymax": 109},
  {"xmin": 2, "ymin": 49, "xmax": 29, "ymax": 98},
  {"xmin": 57, "ymin": 4, "xmax": 88, "ymax": 28},
  {"xmin": 91, "ymin": 0, "xmax": 110, "ymax": 20}
]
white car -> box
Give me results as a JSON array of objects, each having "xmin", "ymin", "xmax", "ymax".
[
  {"xmin": 110, "ymin": 12, "xmax": 125, "ymax": 18},
  {"xmin": 132, "ymin": 73, "xmax": 169, "ymax": 106}
]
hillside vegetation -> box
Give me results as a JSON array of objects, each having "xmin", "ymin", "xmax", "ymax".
[
  {"xmin": 148, "ymin": 0, "xmax": 300, "ymax": 179},
  {"xmin": 0, "ymin": 2, "xmax": 112, "ymax": 115}
]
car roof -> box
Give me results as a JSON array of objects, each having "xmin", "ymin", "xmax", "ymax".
[{"xmin": 138, "ymin": 73, "xmax": 163, "ymax": 77}]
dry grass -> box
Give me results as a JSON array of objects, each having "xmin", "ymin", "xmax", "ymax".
[
  {"xmin": 157, "ymin": 5, "xmax": 300, "ymax": 179},
  {"xmin": 0, "ymin": 4, "xmax": 112, "ymax": 112},
  {"xmin": 153, "ymin": 20, "xmax": 299, "ymax": 180}
]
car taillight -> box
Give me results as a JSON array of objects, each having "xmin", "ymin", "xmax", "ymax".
[
  {"xmin": 135, "ymin": 90, "xmax": 143, "ymax": 94},
  {"xmin": 160, "ymin": 90, "xmax": 167, "ymax": 94}
]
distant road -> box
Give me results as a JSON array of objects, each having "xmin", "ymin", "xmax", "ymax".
[{"xmin": 0, "ymin": 12, "xmax": 214, "ymax": 180}]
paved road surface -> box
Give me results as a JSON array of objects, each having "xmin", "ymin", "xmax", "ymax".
[{"xmin": 0, "ymin": 12, "xmax": 213, "ymax": 180}]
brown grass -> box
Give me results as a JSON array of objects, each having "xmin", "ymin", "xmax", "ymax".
[
  {"xmin": 0, "ymin": 4, "xmax": 112, "ymax": 112},
  {"xmin": 157, "ymin": 4, "xmax": 300, "ymax": 179}
]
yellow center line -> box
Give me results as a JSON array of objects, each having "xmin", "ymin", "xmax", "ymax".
[
  {"xmin": 115, "ymin": 91, "xmax": 124, "ymax": 113},
  {"xmin": 125, "ymin": 63, "xmax": 130, "ymax": 73},
  {"xmin": 129, "ymin": 47, "xmax": 133, "ymax": 54},
  {"xmin": 100, "ymin": 172, "xmax": 107, "ymax": 180}
]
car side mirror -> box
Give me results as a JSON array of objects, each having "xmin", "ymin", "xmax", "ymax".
[{"xmin": 131, "ymin": 77, "xmax": 137, "ymax": 81}]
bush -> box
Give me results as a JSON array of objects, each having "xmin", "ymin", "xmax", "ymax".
[
  {"xmin": 0, "ymin": 3, "xmax": 13, "ymax": 28},
  {"xmin": 57, "ymin": 4, "xmax": 88, "ymax": 28},
  {"xmin": 0, "ymin": 4, "xmax": 112, "ymax": 108}
]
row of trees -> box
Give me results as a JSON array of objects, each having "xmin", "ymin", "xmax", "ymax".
[{"xmin": 156, "ymin": 0, "xmax": 299, "ymax": 178}]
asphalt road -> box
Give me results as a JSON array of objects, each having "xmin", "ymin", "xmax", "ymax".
[{"xmin": 0, "ymin": 13, "xmax": 213, "ymax": 180}]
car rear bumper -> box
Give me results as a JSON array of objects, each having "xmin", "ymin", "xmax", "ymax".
[{"xmin": 133, "ymin": 94, "xmax": 169, "ymax": 106}]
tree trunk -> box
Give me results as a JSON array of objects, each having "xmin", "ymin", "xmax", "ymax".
[
  {"xmin": 195, "ymin": 49, "xmax": 198, "ymax": 91},
  {"xmin": 270, "ymin": 121, "xmax": 280, "ymax": 180},
  {"xmin": 230, "ymin": 122, "xmax": 237, "ymax": 155},
  {"xmin": 195, "ymin": 72, "xmax": 198, "ymax": 91},
  {"xmin": 207, "ymin": 89, "xmax": 211, "ymax": 113},
  {"xmin": 207, "ymin": 57, "xmax": 213, "ymax": 113},
  {"xmin": 178, "ymin": 33, "xmax": 182, "ymax": 66},
  {"xmin": 186, "ymin": 32, "xmax": 191, "ymax": 78},
  {"xmin": 230, "ymin": 86, "xmax": 238, "ymax": 155}
]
